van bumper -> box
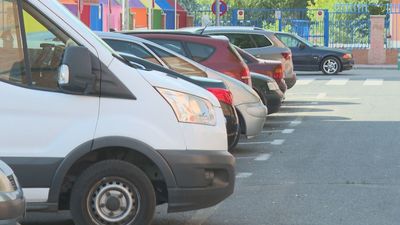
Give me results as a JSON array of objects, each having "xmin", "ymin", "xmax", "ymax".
[
  {"xmin": 158, "ymin": 150, "xmax": 235, "ymax": 213},
  {"xmin": 0, "ymin": 192, "xmax": 25, "ymax": 222}
]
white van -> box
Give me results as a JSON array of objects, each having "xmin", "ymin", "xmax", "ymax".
[{"xmin": 0, "ymin": 1, "xmax": 235, "ymax": 225}]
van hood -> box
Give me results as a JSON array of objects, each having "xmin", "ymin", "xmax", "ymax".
[{"xmin": 138, "ymin": 69, "xmax": 221, "ymax": 107}]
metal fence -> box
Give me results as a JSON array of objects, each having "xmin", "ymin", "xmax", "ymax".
[{"xmin": 193, "ymin": 3, "xmax": 400, "ymax": 49}]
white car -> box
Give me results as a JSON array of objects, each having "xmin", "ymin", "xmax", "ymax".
[
  {"xmin": 97, "ymin": 32, "xmax": 268, "ymax": 138},
  {"xmin": 0, "ymin": 1, "xmax": 235, "ymax": 225}
]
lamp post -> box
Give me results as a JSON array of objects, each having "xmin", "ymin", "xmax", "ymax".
[
  {"xmin": 216, "ymin": 0, "xmax": 220, "ymax": 26},
  {"xmin": 174, "ymin": 0, "xmax": 177, "ymax": 29}
]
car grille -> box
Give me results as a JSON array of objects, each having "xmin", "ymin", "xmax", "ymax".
[{"xmin": 7, "ymin": 175, "xmax": 18, "ymax": 191}]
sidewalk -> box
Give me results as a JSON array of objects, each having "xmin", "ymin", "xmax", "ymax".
[{"xmin": 354, "ymin": 64, "xmax": 398, "ymax": 70}]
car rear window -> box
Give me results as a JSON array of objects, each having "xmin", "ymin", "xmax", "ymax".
[
  {"xmin": 186, "ymin": 42, "xmax": 215, "ymax": 62},
  {"xmin": 146, "ymin": 44, "xmax": 207, "ymax": 77},
  {"xmin": 104, "ymin": 39, "xmax": 162, "ymax": 65},
  {"xmin": 251, "ymin": 34, "xmax": 273, "ymax": 47},
  {"xmin": 222, "ymin": 33, "xmax": 255, "ymax": 49},
  {"xmin": 148, "ymin": 39, "xmax": 187, "ymax": 57}
]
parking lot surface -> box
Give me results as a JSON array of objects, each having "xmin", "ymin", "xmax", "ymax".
[{"xmin": 23, "ymin": 69, "xmax": 400, "ymax": 225}]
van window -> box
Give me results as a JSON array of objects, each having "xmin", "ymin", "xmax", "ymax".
[
  {"xmin": 146, "ymin": 45, "xmax": 207, "ymax": 77},
  {"xmin": 251, "ymin": 34, "xmax": 273, "ymax": 47},
  {"xmin": 222, "ymin": 33, "xmax": 255, "ymax": 49},
  {"xmin": 150, "ymin": 39, "xmax": 187, "ymax": 57},
  {"xmin": 22, "ymin": 4, "xmax": 78, "ymax": 90},
  {"xmin": 103, "ymin": 39, "xmax": 162, "ymax": 66},
  {"xmin": 186, "ymin": 42, "xmax": 215, "ymax": 62},
  {"xmin": 0, "ymin": 1, "xmax": 27, "ymax": 85}
]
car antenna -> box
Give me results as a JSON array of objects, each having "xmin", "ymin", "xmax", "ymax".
[{"xmin": 199, "ymin": 22, "xmax": 210, "ymax": 35}]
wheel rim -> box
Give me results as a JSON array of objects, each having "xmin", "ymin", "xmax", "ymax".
[
  {"xmin": 87, "ymin": 177, "xmax": 141, "ymax": 225},
  {"xmin": 323, "ymin": 59, "xmax": 338, "ymax": 74}
]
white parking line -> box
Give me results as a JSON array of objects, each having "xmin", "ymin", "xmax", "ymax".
[
  {"xmin": 316, "ymin": 93, "xmax": 327, "ymax": 99},
  {"xmin": 236, "ymin": 172, "xmax": 253, "ymax": 178},
  {"xmin": 254, "ymin": 153, "xmax": 271, "ymax": 161},
  {"xmin": 326, "ymin": 79, "xmax": 349, "ymax": 86},
  {"xmin": 262, "ymin": 129, "xmax": 295, "ymax": 134},
  {"xmin": 238, "ymin": 141, "xmax": 271, "ymax": 145},
  {"xmin": 296, "ymin": 79, "xmax": 315, "ymax": 85},
  {"xmin": 282, "ymin": 129, "xmax": 295, "ymax": 134},
  {"xmin": 271, "ymin": 139, "xmax": 285, "ymax": 145},
  {"xmin": 363, "ymin": 79, "xmax": 383, "ymax": 86},
  {"xmin": 290, "ymin": 120, "xmax": 302, "ymax": 126}
]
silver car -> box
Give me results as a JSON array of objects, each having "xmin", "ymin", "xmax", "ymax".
[
  {"xmin": 181, "ymin": 26, "xmax": 297, "ymax": 89},
  {"xmin": 97, "ymin": 32, "xmax": 268, "ymax": 138},
  {"xmin": 0, "ymin": 160, "xmax": 25, "ymax": 225}
]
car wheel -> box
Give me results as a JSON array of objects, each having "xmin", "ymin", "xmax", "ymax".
[
  {"xmin": 229, "ymin": 124, "xmax": 241, "ymax": 152},
  {"xmin": 70, "ymin": 160, "xmax": 156, "ymax": 225},
  {"xmin": 322, "ymin": 57, "xmax": 341, "ymax": 75}
]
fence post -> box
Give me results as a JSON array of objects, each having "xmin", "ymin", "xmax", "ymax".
[
  {"xmin": 232, "ymin": 9, "xmax": 238, "ymax": 26},
  {"xmin": 323, "ymin": 9, "xmax": 329, "ymax": 47},
  {"xmin": 398, "ymin": 51, "xmax": 400, "ymax": 70},
  {"xmin": 278, "ymin": 17, "xmax": 282, "ymax": 31}
]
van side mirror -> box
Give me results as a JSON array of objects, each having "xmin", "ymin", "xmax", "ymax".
[
  {"xmin": 58, "ymin": 46, "xmax": 93, "ymax": 93},
  {"xmin": 299, "ymin": 43, "xmax": 306, "ymax": 50}
]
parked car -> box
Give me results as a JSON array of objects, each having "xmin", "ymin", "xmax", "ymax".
[
  {"xmin": 251, "ymin": 73, "xmax": 284, "ymax": 114},
  {"xmin": 0, "ymin": 2, "xmax": 235, "ymax": 225},
  {"xmin": 235, "ymin": 46, "xmax": 287, "ymax": 94},
  {"xmin": 98, "ymin": 32, "xmax": 268, "ymax": 139},
  {"xmin": 0, "ymin": 160, "xmax": 25, "ymax": 225},
  {"xmin": 180, "ymin": 26, "xmax": 297, "ymax": 89},
  {"xmin": 275, "ymin": 32, "xmax": 355, "ymax": 75},
  {"xmin": 123, "ymin": 31, "xmax": 252, "ymax": 85}
]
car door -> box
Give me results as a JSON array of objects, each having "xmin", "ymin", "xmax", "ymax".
[
  {"xmin": 275, "ymin": 33, "xmax": 318, "ymax": 71},
  {"xmin": 0, "ymin": 0, "xmax": 99, "ymax": 193}
]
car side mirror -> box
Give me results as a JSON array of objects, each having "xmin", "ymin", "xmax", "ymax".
[
  {"xmin": 299, "ymin": 43, "xmax": 306, "ymax": 50},
  {"xmin": 58, "ymin": 46, "xmax": 93, "ymax": 94}
]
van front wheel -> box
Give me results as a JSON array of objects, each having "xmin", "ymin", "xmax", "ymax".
[{"xmin": 70, "ymin": 160, "xmax": 156, "ymax": 225}]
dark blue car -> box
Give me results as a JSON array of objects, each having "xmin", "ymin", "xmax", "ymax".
[{"xmin": 276, "ymin": 32, "xmax": 354, "ymax": 75}]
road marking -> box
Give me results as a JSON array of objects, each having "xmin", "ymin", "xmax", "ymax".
[
  {"xmin": 326, "ymin": 79, "xmax": 349, "ymax": 85},
  {"xmin": 271, "ymin": 139, "xmax": 285, "ymax": 145},
  {"xmin": 316, "ymin": 92, "xmax": 327, "ymax": 99},
  {"xmin": 363, "ymin": 79, "xmax": 383, "ymax": 86},
  {"xmin": 296, "ymin": 79, "xmax": 315, "ymax": 85},
  {"xmin": 262, "ymin": 129, "xmax": 295, "ymax": 134},
  {"xmin": 310, "ymin": 102, "xmax": 319, "ymax": 105},
  {"xmin": 238, "ymin": 141, "xmax": 271, "ymax": 145},
  {"xmin": 282, "ymin": 129, "xmax": 295, "ymax": 134},
  {"xmin": 290, "ymin": 120, "xmax": 302, "ymax": 127},
  {"xmin": 236, "ymin": 172, "xmax": 253, "ymax": 178},
  {"xmin": 254, "ymin": 153, "xmax": 271, "ymax": 161}
]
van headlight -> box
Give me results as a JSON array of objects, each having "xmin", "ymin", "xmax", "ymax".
[
  {"xmin": 0, "ymin": 173, "xmax": 16, "ymax": 192},
  {"xmin": 157, "ymin": 88, "xmax": 217, "ymax": 126}
]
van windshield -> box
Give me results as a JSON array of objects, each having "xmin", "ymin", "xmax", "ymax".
[{"xmin": 55, "ymin": 2, "xmax": 118, "ymax": 55}]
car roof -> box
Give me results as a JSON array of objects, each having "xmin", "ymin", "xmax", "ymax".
[
  {"xmin": 122, "ymin": 29, "xmax": 209, "ymax": 37},
  {"xmin": 181, "ymin": 26, "xmax": 276, "ymax": 35}
]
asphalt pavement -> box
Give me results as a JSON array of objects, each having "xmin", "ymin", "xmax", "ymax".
[{"xmin": 23, "ymin": 69, "xmax": 400, "ymax": 225}]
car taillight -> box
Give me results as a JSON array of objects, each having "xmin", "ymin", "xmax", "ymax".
[
  {"xmin": 343, "ymin": 53, "xmax": 352, "ymax": 59},
  {"xmin": 272, "ymin": 64, "xmax": 284, "ymax": 80},
  {"xmin": 282, "ymin": 52, "xmax": 291, "ymax": 60},
  {"xmin": 240, "ymin": 66, "xmax": 252, "ymax": 86},
  {"xmin": 207, "ymin": 88, "xmax": 234, "ymax": 106}
]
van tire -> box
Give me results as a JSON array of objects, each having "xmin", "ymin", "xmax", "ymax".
[{"xmin": 70, "ymin": 160, "xmax": 156, "ymax": 225}]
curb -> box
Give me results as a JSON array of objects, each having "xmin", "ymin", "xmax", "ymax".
[{"xmin": 354, "ymin": 65, "xmax": 398, "ymax": 70}]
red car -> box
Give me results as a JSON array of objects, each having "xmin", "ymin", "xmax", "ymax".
[
  {"xmin": 124, "ymin": 32, "xmax": 252, "ymax": 86},
  {"xmin": 235, "ymin": 46, "xmax": 287, "ymax": 94}
]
